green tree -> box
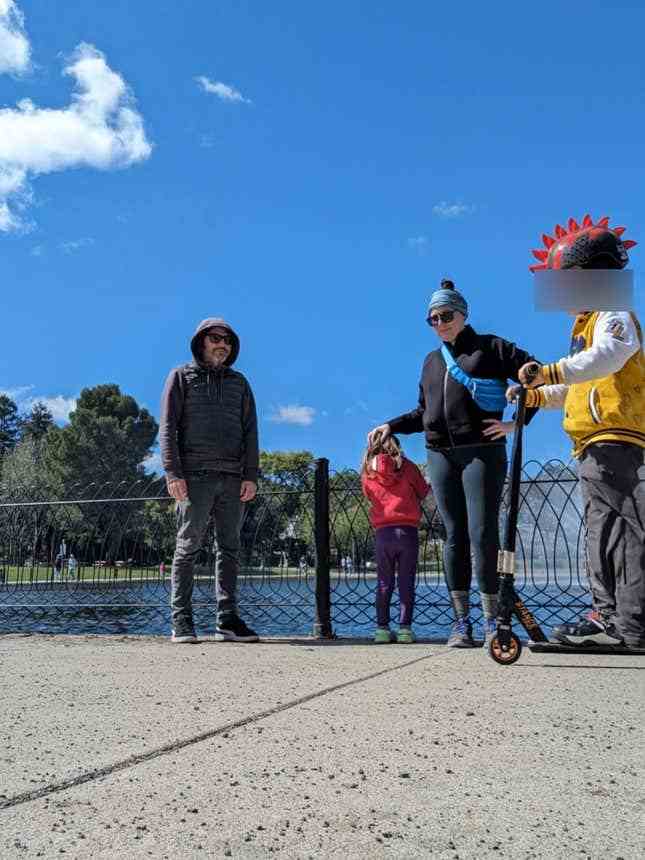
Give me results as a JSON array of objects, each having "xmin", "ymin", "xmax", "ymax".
[
  {"xmin": 0, "ymin": 394, "xmax": 20, "ymax": 465},
  {"xmin": 19, "ymin": 401, "xmax": 55, "ymax": 444},
  {"xmin": 45, "ymin": 384, "xmax": 158, "ymax": 494},
  {"xmin": 239, "ymin": 451, "xmax": 315, "ymax": 568}
]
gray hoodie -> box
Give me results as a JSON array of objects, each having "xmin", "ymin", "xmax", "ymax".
[{"xmin": 159, "ymin": 318, "xmax": 259, "ymax": 482}]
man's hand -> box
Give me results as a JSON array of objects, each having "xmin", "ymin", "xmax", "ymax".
[
  {"xmin": 518, "ymin": 362, "xmax": 545, "ymax": 387},
  {"xmin": 506, "ymin": 384, "xmax": 522, "ymax": 403},
  {"xmin": 167, "ymin": 478, "xmax": 188, "ymax": 501},
  {"xmin": 482, "ymin": 419, "xmax": 516, "ymax": 440},
  {"xmin": 367, "ymin": 423, "xmax": 391, "ymax": 447},
  {"xmin": 240, "ymin": 481, "xmax": 257, "ymax": 503}
]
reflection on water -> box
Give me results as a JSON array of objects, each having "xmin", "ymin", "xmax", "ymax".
[{"xmin": 0, "ymin": 579, "xmax": 592, "ymax": 639}]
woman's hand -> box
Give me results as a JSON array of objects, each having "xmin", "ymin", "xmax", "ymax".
[
  {"xmin": 367, "ymin": 423, "xmax": 391, "ymax": 446},
  {"xmin": 482, "ymin": 419, "xmax": 516, "ymax": 440},
  {"xmin": 506, "ymin": 384, "xmax": 521, "ymax": 403}
]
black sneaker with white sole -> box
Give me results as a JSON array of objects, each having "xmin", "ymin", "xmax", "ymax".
[
  {"xmin": 171, "ymin": 627, "xmax": 198, "ymax": 644},
  {"xmin": 551, "ymin": 613, "xmax": 624, "ymax": 647},
  {"xmin": 215, "ymin": 616, "xmax": 259, "ymax": 642}
]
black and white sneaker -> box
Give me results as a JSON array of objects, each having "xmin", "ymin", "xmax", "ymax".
[
  {"xmin": 551, "ymin": 612, "xmax": 624, "ymax": 647},
  {"xmin": 214, "ymin": 616, "xmax": 259, "ymax": 642},
  {"xmin": 171, "ymin": 627, "xmax": 198, "ymax": 644}
]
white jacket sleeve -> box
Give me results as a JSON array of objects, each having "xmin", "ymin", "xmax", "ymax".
[
  {"xmin": 535, "ymin": 384, "xmax": 569, "ymax": 409},
  {"xmin": 557, "ymin": 312, "xmax": 641, "ymax": 384}
]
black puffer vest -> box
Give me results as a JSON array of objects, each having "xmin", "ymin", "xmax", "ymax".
[{"xmin": 178, "ymin": 363, "xmax": 250, "ymax": 474}]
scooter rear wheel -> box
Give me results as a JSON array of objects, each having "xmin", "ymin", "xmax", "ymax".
[{"xmin": 487, "ymin": 632, "xmax": 522, "ymax": 665}]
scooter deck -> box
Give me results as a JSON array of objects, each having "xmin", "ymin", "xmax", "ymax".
[{"xmin": 528, "ymin": 641, "xmax": 645, "ymax": 656}]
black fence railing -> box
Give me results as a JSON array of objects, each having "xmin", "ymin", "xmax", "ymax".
[{"xmin": 0, "ymin": 458, "xmax": 590, "ymax": 637}]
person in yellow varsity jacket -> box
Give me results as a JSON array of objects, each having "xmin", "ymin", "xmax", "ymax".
[{"xmin": 515, "ymin": 215, "xmax": 645, "ymax": 649}]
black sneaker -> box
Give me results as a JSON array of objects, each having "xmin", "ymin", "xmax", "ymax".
[
  {"xmin": 171, "ymin": 626, "xmax": 198, "ymax": 644},
  {"xmin": 551, "ymin": 612, "xmax": 624, "ymax": 647},
  {"xmin": 215, "ymin": 616, "xmax": 259, "ymax": 642}
]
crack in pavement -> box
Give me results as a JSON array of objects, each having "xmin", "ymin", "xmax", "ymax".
[{"xmin": 1, "ymin": 650, "xmax": 444, "ymax": 811}]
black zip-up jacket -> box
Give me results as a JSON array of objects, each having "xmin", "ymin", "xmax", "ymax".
[
  {"xmin": 388, "ymin": 325, "xmax": 538, "ymax": 449},
  {"xmin": 159, "ymin": 318, "xmax": 259, "ymax": 482}
]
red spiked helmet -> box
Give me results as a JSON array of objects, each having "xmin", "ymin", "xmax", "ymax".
[{"xmin": 529, "ymin": 215, "xmax": 637, "ymax": 272}]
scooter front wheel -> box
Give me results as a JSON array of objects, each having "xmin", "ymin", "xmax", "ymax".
[{"xmin": 487, "ymin": 632, "xmax": 522, "ymax": 665}]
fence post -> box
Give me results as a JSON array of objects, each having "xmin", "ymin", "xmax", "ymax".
[{"xmin": 313, "ymin": 457, "xmax": 333, "ymax": 638}]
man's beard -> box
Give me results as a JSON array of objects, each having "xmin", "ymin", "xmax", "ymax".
[{"xmin": 205, "ymin": 351, "xmax": 228, "ymax": 367}]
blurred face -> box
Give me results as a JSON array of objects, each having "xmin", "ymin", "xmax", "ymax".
[
  {"xmin": 428, "ymin": 306, "xmax": 466, "ymax": 342},
  {"xmin": 202, "ymin": 327, "xmax": 233, "ymax": 366}
]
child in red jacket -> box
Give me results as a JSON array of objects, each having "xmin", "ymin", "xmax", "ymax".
[{"xmin": 361, "ymin": 433, "xmax": 429, "ymax": 643}]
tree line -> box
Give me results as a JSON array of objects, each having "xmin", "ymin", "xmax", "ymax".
[
  {"xmin": 0, "ymin": 385, "xmax": 158, "ymax": 500},
  {"xmin": 0, "ymin": 385, "xmax": 442, "ymax": 568}
]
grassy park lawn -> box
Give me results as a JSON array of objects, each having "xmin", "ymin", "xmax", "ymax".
[{"xmin": 0, "ymin": 561, "xmax": 442, "ymax": 585}]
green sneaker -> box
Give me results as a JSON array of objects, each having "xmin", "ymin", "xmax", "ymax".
[
  {"xmin": 374, "ymin": 627, "xmax": 393, "ymax": 644},
  {"xmin": 396, "ymin": 627, "xmax": 415, "ymax": 644}
]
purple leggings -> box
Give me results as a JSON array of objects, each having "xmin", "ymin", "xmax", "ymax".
[{"xmin": 375, "ymin": 525, "xmax": 419, "ymax": 627}]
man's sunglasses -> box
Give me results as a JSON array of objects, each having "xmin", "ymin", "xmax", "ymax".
[
  {"xmin": 205, "ymin": 332, "xmax": 233, "ymax": 345},
  {"xmin": 428, "ymin": 310, "xmax": 456, "ymax": 326}
]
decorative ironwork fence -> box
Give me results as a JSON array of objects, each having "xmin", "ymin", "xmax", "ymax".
[{"xmin": 0, "ymin": 458, "xmax": 590, "ymax": 637}]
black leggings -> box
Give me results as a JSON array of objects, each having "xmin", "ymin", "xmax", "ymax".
[{"xmin": 426, "ymin": 444, "xmax": 508, "ymax": 595}]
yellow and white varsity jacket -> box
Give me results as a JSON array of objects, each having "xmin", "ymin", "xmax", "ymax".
[{"xmin": 526, "ymin": 311, "xmax": 645, "ymax": 457}]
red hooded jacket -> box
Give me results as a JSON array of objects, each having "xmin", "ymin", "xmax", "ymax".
[{"xmin": 361, "ymin": 454, "xmax": 429, "ymax": 529}]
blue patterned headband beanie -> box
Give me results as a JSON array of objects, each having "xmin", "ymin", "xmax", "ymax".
[{"xmin": 427, "ymin": 279, "xmax": 468, "ymax": 319}]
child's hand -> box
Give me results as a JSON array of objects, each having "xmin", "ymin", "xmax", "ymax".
[{"xmin": 482, "ymin": 419, "xmax": 516, "ymax": 440}]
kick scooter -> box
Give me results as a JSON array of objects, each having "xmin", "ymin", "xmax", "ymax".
[{"xmin": 487, "ymin": 384, "xmax": 548, "ymax": 664}]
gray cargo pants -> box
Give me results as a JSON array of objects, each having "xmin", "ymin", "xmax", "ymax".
[
  {"xmin": 579, "ymin": 442, "xmax": 645, "ymax": 647},
  {"xmin": 170, "ymin": 472, "xmax": 243, "ymax": 631}
]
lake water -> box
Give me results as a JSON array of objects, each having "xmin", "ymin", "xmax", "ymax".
[{"xmin": 0, "ymin": 578, "xmax": 591, "ymax": 639}]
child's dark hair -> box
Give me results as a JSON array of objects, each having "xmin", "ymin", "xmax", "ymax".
[{"xmin": 361, "ymin": 432, "xmax": 403, "ymax": 475}]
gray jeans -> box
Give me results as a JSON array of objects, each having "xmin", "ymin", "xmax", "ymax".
[
  {"xmin": 579, "ymin": 443, "xmax": 645, "ymax": 647},
  {"xmin": 171, "ymin": 472, "xmax": 243, "ymax": 630}
]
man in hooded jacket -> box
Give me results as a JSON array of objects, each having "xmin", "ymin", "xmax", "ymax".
[{"xmin": 160, "ymin": 318, "xmax": 259, "ymax": 643}]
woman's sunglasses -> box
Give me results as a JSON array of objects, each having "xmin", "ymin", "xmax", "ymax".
[{"xmin": 428, "ymin": 310, "xmax": 456, "ymax": 326}]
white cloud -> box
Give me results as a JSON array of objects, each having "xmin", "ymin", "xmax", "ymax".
[
  {"xmin": 0, "ymin": 29, "xmax": 152, "ymax": 231},
  {"xmin": 195, "ymin": 75, "xmax": 251, "ymax": 104},
  {"xmin": 0, "ymin": 385, "xmax": 76, "ymax": 423},
  {"xmin": 60, "ymin": 237, "xmax": 94, "ymax": 253},
  {"xmin": 344, "ymin": 400, "xmax": 369, "ymax": 416},
  {"xmin": 0, "ymin": 384, "xmax": 34, "ymax": 401},
  {"xmin": 29, "ymin": 395, "xmax": 76, "ymax": 423},
  {"xmin": 268, "ymin": 405, "xmax": 316, "ymax": 426},
  {"xmin": 407, "ymin": 235, "xmax": 429, "ymax": 254},
  {"xmin": 143, "ymin": 450, "xmax": 163, "ymax": 475},
  {"xmin": 432, "ymin": 201, "xmax": 476, "ymax": 219},
  {"xmin": 0, "ymin": 0, "xmax": 30, "ymax": 75}
]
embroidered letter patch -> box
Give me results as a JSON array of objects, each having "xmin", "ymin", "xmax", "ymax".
[{"xmin": 606, "ymin": 320, "xmax": 626, "ymax": 341}]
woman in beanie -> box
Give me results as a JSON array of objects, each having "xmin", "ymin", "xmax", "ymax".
[{"xmin": 368, "ymin": 280, "xmax": 539, "ymax": 647}]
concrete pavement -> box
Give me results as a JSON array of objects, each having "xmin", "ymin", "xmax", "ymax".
[{"xmin": 0, "ymin": 634, "xmax": 643, "ymax": 858}]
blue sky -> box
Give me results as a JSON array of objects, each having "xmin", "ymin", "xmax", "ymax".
[{"xmin": 1, "ymin": 0, "xmax": 644, "ymax": 472}]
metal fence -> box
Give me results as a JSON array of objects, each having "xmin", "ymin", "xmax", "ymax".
[{"xmin": 0, "ymin": 458, "xmax": 590, "ymax": 637}]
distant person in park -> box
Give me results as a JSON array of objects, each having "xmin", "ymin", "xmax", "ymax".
[
  {"xmin": 516, "ymin": 215, "xmax": 644, "ymax": 650},
  {"xmin": 361, "ymin": 432, "xmax": 429, "ymax": 643},
  {"xmin": 67, "ymin": 554, "xmax": 78, "ymax": 579},
  {"xmin": 160, "ymin": 318, "xmax": 260, "ymax": 644},
  {"xmin": 368, "ymin": 281, "xmax": 539, "ymax": 647}
]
